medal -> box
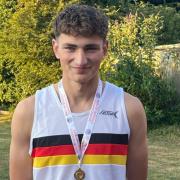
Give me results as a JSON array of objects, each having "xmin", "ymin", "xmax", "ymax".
[
  {"xmin": 74, "ymin": 168, "xmax": 85, "ymax": 180},
  {"xmin": 59, "ymin": 78, "xmax": 102, "ymax": 179}
]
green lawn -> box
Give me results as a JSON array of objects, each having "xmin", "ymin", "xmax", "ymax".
[
  {"xmin": 148, "ymin": 125, "xmax": 180, "ymax": 180},
  {"xmin": 0, "ymin": 115, "xmax": 11, "ymax": 180},
  {"xmin": 0, "ymin": 116, "xmax": 179, "ymax": 180}
]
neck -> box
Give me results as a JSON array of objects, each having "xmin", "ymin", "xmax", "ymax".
[{"xmin": 62, "ymin": 76, "xmax": 99, "ymax": 112}]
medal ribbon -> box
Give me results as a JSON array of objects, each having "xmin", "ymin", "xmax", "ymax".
[{"xmin": 58, "ymin": 79, "xmax": 102, "ymax": 166}]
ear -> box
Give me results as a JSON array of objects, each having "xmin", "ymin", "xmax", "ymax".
[
  {"xmin": 52, "ymin": 39, "xmax": 60, "ymax": 59},
  {"xmin": 103, "ymin": 40, "xmax": 108, "ymax": 56}
]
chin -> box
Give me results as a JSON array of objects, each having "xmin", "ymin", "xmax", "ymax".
[
  {"xmin": 72, "ymin": 78, "xmax": 89, "ymax": 84},
  {"xmin": 70, "ymin": 74, "xmax": 96, "ymax": 84}
]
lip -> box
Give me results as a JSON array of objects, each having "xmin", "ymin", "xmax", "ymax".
[
  {"xmin": 71, "ymin": 66, "xmax": 91, "ymax": 74},
  {"xmin": 72, "ymin": 66, "xmax": 91, "ymax": 69}
]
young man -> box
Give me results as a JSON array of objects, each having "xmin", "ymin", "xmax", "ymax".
[{"xmin": 9, "ymin": 4, "xmax": 147, "ymax": 180}]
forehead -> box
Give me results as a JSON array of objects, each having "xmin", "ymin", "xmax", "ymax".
[{"xmin": 57, "ymin": 33, "xmax": 104, "ymax": 46}]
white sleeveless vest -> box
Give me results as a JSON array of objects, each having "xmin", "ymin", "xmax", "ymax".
[{"xmin": 29, "ymin": 81, "xmax": 130, "ymax": 180}]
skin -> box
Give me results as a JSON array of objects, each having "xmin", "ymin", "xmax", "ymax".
[
  {"xmin": 52, "ymin": 34, "xmax": 108, "ymax": 112},
  {"xmin": 9, "ymin": 33, "xmax": 147, "ymax": 180}
]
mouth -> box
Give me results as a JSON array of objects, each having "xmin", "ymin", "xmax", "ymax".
[
  {"xmin": 72, "ymin": 65, "xmax": 90, "ymax": 69},
  {"xmin": 71, "ymin": 66, "xmax": 91, "ymax": 73}
]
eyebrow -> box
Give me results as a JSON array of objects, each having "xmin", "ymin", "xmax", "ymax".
[
  {"xmin": 62, "ymin": 43, "xmax": 100, "ymax": 48},
  {"xmin": 85, "ymin": 44, "xmax": 100, "ymax": 48},
  {"xmin": 62, "ymin": 43, "xmax": 77, "ymax": 48}
]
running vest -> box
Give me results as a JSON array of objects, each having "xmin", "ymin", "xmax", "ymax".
[{"xmin": 29, "ymin": 81, "xmax": 130, "ymax": 180}]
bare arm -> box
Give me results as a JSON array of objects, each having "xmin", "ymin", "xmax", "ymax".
[
  {"xmin": 125, "ymin": 93, "xmax": 148, "ymax": 180},
  {"xmin": 9, "ymin": 96, "xmax": 34, "ymax": 180}
]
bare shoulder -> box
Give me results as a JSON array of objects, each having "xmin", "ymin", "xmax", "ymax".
[
  {"xmin": 11, "ymin": 95, "xmax": 35, "ymax": 138},
  {"xmin": 124, "ymin": 92, "xmax": 148, "ymax": 179},
  {"xmin": 124, "ymin": 92, "xmax": 147, "ymax": 133},
  {"xmin": 14, "ymin": 95, "xmax": 35, "ymax": 115},
  {"xmin": 10, "ymin": 96, "xmax": 35, "ymax": 179}
]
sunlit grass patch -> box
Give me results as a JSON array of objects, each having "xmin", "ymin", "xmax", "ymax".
[
  {"xmin": 148, "ymin": 125, "xmax": 180, "ymax": 180},
  {"xmin": 0, "ymin": 112, "xmax": 12, "ymax": 122}
]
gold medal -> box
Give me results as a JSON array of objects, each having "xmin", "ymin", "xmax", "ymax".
[{"xmin": 74, "ymin": 168, "xmax": 85, "ymax": 180}]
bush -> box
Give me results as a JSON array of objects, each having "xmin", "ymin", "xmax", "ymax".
[
  {"xmin": 100, "ymin": 12, "xmax": 180, "ymax": 125},
  {"xmin": 0, "ymin": 0, "xmax": 179, "ymax": 125}
]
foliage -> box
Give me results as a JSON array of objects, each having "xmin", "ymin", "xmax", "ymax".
[
  {"xmin": 0, "ymin": 0, "xmax": 17, "ymax": 29},
  {"xmin": 0, "ymin": 0, "xmax": 179, "ymax": 125},
  {"xmin": 129, "ymin": 2, "xmax": 180, "ymax": 45},
  {"xmin": 0, "ymin": 0, "xmax": 62, "ymax": 108},
  {"xmin": 100, "ymin": 12, "xmax": 180, "ymax": 125}
]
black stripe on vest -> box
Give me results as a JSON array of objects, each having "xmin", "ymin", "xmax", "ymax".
[{"xmin": 33, "ymin": 133, "xmax": 128, "ymax": 148}]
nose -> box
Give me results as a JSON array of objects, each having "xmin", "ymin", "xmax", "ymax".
[{"xmin": 75, "ymin": 49, "xmax": 88, "ymax": 66}]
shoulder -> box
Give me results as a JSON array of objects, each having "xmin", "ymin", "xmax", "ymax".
[
  {"xmin": 124, "ymin": 92, "xmax": 148, "ymax": 179},
  {"xmin": 17, "ymin": 95, "xmax": 35, "ymax": 109},
  {"xmin": 124, "ymin": 92, "xmax": 145, "ymax": 117},
  {"xmin": 124, "ymin": 92, "xmax": 147, "ymax": 134},
  {"xmin": 11, "ymin": 82, "xmax": 58, "ymax": 135},
  {"xmin": 11, "ymin": 95, "xmax": 35, "ymax": 139},
  {"xmin": 15, "ymin": 95, "xmax": 35, "ymax": 118},
  {"xmin": 10, "ymin": 96, "xmax": 35, "ymax": 179}
]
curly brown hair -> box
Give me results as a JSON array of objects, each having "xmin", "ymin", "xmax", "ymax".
[{"xmin": 53, "ymin": 4, "xmax": 108, "ymax": 40}]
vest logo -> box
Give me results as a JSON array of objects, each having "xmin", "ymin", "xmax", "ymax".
[{"xmin": 99, "ymin": 110, "xmax": 118, "ymax": 118}]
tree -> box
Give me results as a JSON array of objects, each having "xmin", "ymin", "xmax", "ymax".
[
  {"xmin": 0, "ymin": 0, "xmax": 179, "ymax": 125},
  {"xmin": 129, "ymin": 2, "xmax": 180, "ymax": 44},
  {"xmin": 0, "ymin": 0, "xmax": 81, "ymax": 108},
  {"xmin": 100, "ymin": 11, "xmax": 180, "ymax": 125}
]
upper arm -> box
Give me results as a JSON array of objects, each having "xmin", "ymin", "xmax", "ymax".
[
  {"xmin": 125, "ymin": 93, "xmax": 148, "ymax": 180},
  {"xmin": 9, "ymin": 96, "xmax": 35, "ymax": 180}
]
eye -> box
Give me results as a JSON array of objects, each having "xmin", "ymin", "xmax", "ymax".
[
  {"xmin": 85, "ymin": 47, "xmax": 99, "ymax": 52},
  {"xmin": 64, "ymin": 46, "xmax": 76, "ymax": 52}
]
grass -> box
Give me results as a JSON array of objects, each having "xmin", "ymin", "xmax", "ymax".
[
  {"xmin": 148, "ymin": 125, "xmax": 180, "ymax": 180},
  {"xmin": 0, "ymin": 114, "xmax": 11, "ymax": 180},
  {"xmin": 0, "ymin": 112, "xmax": 11, "ymax": 123},
  {"xmin": 0, "ymin": 115, "xmax": 179, "ymax": 180}
]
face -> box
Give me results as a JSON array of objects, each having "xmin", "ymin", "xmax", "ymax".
[{"xmin": 52, "ymin": 33, "xmax": 108, "ymax": 84}]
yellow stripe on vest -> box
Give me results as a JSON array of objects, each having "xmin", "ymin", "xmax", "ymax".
[{"xmin": 33, "ymin": 155, "xmax": 127, "ymax": 168}]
